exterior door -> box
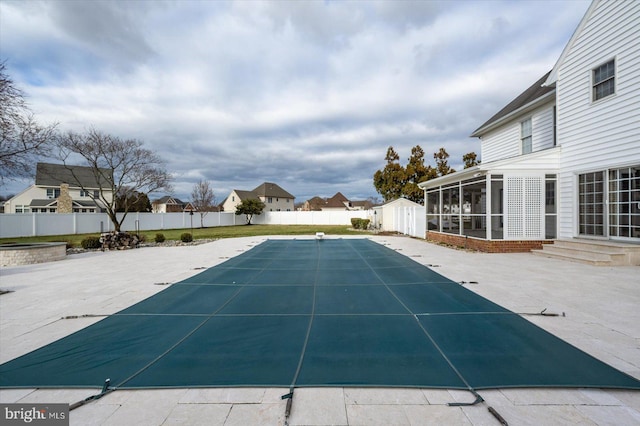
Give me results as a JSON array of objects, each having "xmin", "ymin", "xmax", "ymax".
[
  {"xmin": 609, "ymin": 166, "xmax": 640, "ymax": 240},
  {"xmin": 578, "ymin": 172, "xmax": 606, "ymax": 237}
]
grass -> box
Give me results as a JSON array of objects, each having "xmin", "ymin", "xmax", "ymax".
[{"xmin": 0, "ymin": 225, "xmax": 366, "ymax": 247}]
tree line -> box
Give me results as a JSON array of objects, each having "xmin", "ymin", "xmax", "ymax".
[{"xmin": 373, "ymin": 146, "xmax": 479, "ymax": 204}]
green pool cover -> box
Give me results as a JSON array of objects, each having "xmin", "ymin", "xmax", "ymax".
[{"xmin": 1, "ymin": 239, "xmax": 639, "ymax": 391}]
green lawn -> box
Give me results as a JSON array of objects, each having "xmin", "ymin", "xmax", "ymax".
[{"xmin": 0, "ymin": 225, "xmax": 365, "ymax": 247}]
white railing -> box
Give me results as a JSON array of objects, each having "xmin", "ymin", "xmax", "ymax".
[{"xmin": 0, "ymin": 210, "xmax": 370, "ymax": 238}]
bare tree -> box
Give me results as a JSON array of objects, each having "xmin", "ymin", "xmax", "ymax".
[
  {"xmin": 55, "ymin": 129, "xmax": 173, "ymax": 232},
  {"xmin": 191, "ymin": 179, "xmax": 216, "ymax": 227},
  {"xmin": 0, "ymin": 62, "xmax": 57, "ymax": 184}
]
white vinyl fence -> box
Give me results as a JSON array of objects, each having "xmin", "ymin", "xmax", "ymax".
[{"xmin": 0, "ymin": 210, "xmax": 370, "ymax": 238}]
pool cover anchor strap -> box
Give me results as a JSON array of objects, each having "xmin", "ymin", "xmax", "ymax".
[
  {"xmin": 447, "ymin": 389, "xmax": 484, "ymax": 406},
  {"xmin": 488, "ymin": 406, "xmax": 509, "ymax": 426},
  {"xmin": 69, "ymin": 378, "xmax": 113, "ymax": 411},
  {"xmin": 281, "ymin": 388, "xmax": 294, "ymax": 422},
  {"xmin": 448, "ymin": 391, "xmax": 509, "ymax": 426}
]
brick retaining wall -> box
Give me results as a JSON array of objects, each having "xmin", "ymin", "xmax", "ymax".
[{"xmin": 426, "ymin": 231, "xmax": 552, "ymax": 253}]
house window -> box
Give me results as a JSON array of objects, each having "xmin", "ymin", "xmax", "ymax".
[
  {"xmin": 521, "ymin": 118, "xmax": 532, "ymax": 154},
  {"xmin": 47, "ymin": 188, "xmax": 61, "ymax": 198},
  {"xmin": 94, "ymin": 190, "xmax": 99, "ymax": 198},
  {"xmin": 593, "ymin": 59, "xmax": 615, "ymax": 101},
  {"xmin": 268, "ymin": 197, "xmax": 273, "ymax": 203}
]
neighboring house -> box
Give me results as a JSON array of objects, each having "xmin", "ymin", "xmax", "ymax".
[
  {"xmin": 323, "ymin": 192, "xmax": 353, "ymax": 211},
  {"xmin": 222, "ymin": 182, "xmax": 295, "ymax": 212},
  {"xmin": 301, "ymin": 196, "xmax": 326, "ymax": 211},
  {"xmin": 151, "ymin": 196, "xmax": 195, "ymax": 213},
  {"xmin": 3, "ymin": 162, "xmax": 113, "ymax": 214},
  {"xmin": 419, "ymin": 0, "xmax": 640, "ymax": 252},
  {"xmin": 301, "ymin": 192, "xmax": 373, "ymax": 211}
]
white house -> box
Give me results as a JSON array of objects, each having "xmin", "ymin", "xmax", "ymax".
[
  {"xmin": 549, "ymin": 0, "xmax": 640, "ymax": 242},
  {"xmin": 3, "ymin": 162, "xmax": 113, "ymax": 214},
  {"xmin": 221, "ymin": 182, "xmax": 295, "ymax": 212},
  {"xmin": 419, "ymin": 0, "xmax": 640, "ymax": 253}
]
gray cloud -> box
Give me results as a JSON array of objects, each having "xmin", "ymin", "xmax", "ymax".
[{"xmin": 0, "ymin": 0, "xmax": 591, "ymax": 203}]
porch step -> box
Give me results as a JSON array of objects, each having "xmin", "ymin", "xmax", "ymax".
[{"xmin": 531, "ymin": 239, "xmax": 640, "ymax": 266}]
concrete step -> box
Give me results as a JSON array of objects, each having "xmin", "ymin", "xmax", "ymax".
[
  {"xmin": 531, "ymin": 246, "xmax": 625, "ymax": 266},
  {"xmin": 531, "ymin": 239, "xmax": 640, "ymax": 266},
  {"xmin": 552, "ymin": 239, "xmax": 638, "ymax": 253}
]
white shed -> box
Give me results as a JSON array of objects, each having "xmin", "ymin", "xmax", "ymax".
[{"xmin": 376, "ymin": 198, "xmax": 423, "ymax": 233}]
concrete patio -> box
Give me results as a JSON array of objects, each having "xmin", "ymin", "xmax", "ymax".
[{"xmin": 1, "ymin": 235, "xmax": 639, "ymax": 425}]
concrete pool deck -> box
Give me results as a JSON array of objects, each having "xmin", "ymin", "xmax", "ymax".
[{"xmin": 1, "ymin": 235, "xmax": 639, "ymax": 425}]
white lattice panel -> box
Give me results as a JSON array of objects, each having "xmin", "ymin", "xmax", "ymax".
[
  {"xmin": 524, "ymin": 177, "xmax": 542, "ymax": 237},
  {"xmin": 505, "ymin": 176, "xmax": 543, "ymax": 239},
  {"xmin": 506, "ymin": 177, "xmax": 523, "ymax": 238}
]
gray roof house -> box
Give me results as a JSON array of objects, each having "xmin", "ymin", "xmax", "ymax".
[
  {"xmin": 222, "ymin": 182, "xmax": 295, "ymax": 212},
  {"xmin": 3, "ymin": 163, "xmax": 113, "ymax": 214}
]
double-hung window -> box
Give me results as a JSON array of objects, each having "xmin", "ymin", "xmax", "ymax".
[
  {"xmin": 521, "ymin": 118, "xmax": 532, "ymax": 154},
  {"xmin": 593, "ymin": 59, "xmax": 615, "ymax": 101}
]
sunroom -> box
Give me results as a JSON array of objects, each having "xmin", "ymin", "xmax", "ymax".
[{"xmin": 419, "ymin": 148, "xmax": 560, "ymax": 252}]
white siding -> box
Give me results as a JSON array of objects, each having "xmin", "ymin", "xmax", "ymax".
[
  {"xmin": 481, "ymin": 125, "xmax": 520, "ymax": 163},
  {"xmin": 261, "ymin": 196, "xmax": 294, "ymax": 212},
  {"xmin": 556, "ymin": 0, "xmax": 640, "ymax": 238},
  {"xmin": 532, "ymin": 106, "xmax": 555, "ymax": 153},
  {"xmin": 481, "ymin": 103, "xmax": 555, "ymax": 163},
  {"xmin": 5, "ymin": 186, "xmax": 43, "ymax": 213},
  {"xmin": 222, "ymin": 191, "xmax": 241, "ymax": 212}
]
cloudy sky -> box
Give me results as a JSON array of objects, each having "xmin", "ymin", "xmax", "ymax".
[{"xmin": 1, "ymin": 0, "xmax": 591, "ymax": 204}]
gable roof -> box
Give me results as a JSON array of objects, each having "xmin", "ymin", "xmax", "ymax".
[
  {"xmin": 35, "ymin": 163, "xmax": 112, "ymax": 189},
  {"xmin": 470, "ymin": 71, "xmax": 555, "ymax": 138},
  {"xmin": 153, "ymin": 196, "xmax": 184, "ymax": 205},
  {"xmin": 326, "ymin": 192, "xmax": 349, "ymax": 208},
  {"xmin": 252, "ymin": 182, "xmax": 294, "ymax": 199},
  {"xmin": 233, "ymin": 190, "xmax": 259, "ymax": 201},
  {"xmin": 304, "ymin": 196, "xmax": 327, "ymax": 210},
  {"xmin": 328, "ymin": 192, "xmax": 348, "ymax": 202}
]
